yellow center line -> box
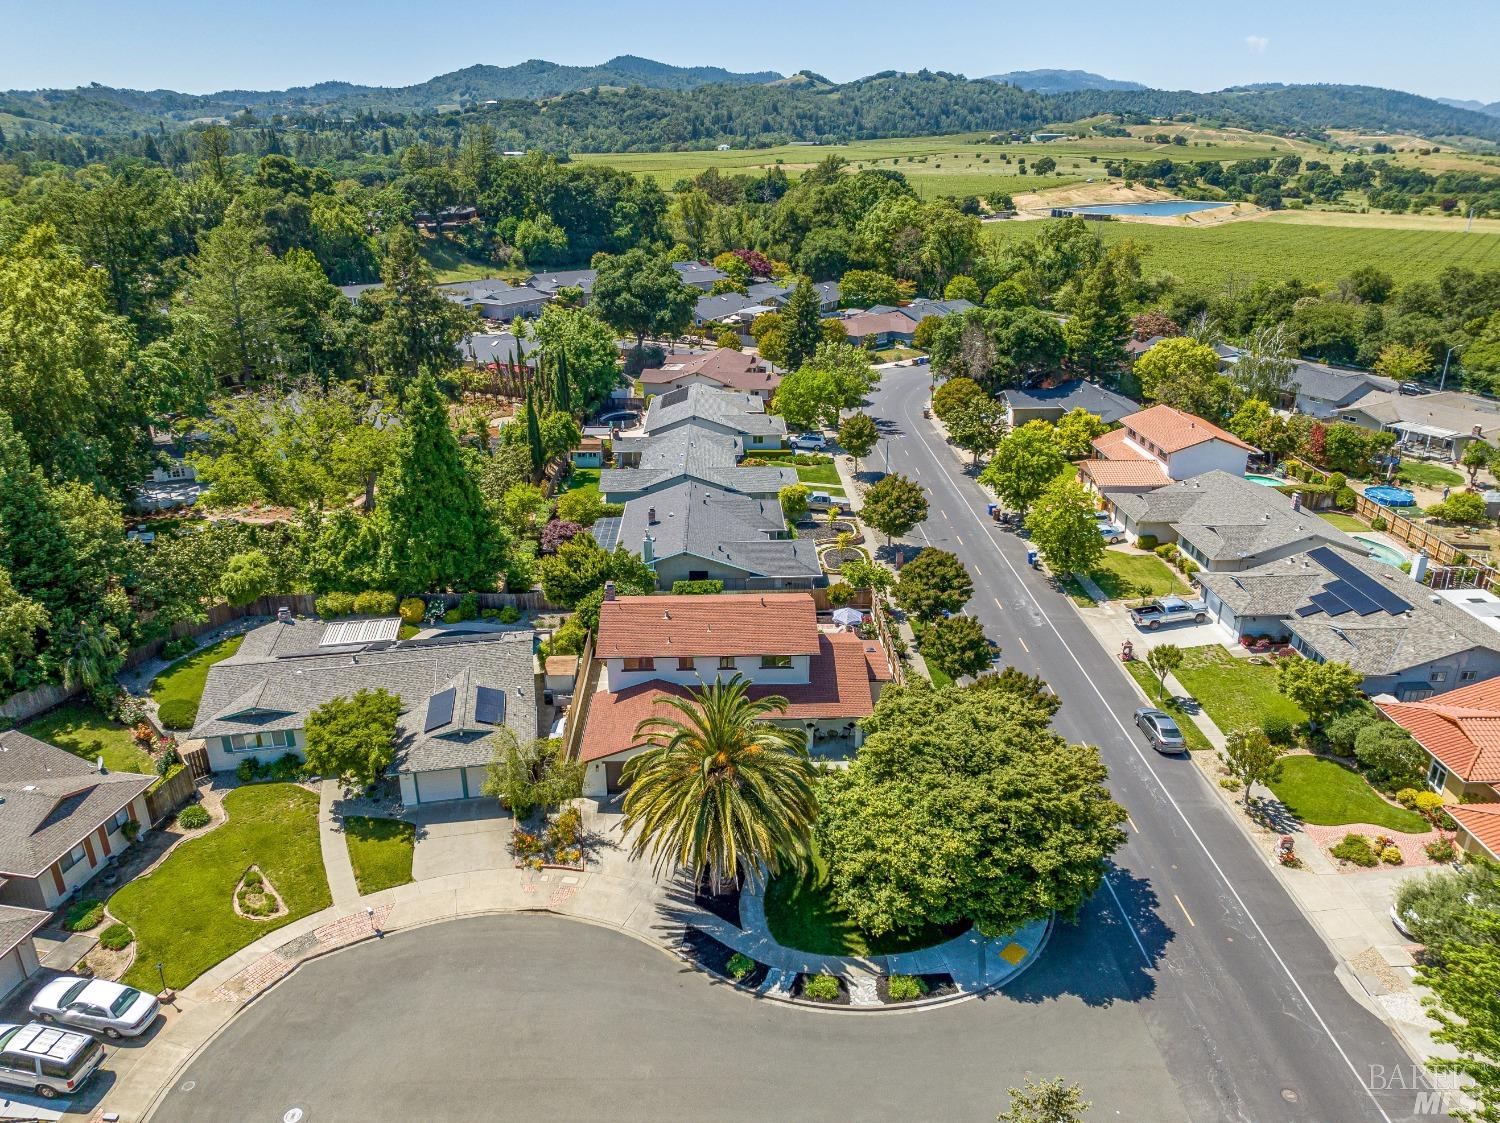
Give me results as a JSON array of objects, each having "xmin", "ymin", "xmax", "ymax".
[{"xmin": 1174, "ymin": 894, "xmax": 1196, "ymax": 927}]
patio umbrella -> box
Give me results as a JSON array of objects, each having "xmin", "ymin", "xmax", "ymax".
[{"xmin": 831, "ymin": 607, "xmax": 864, "ymax": 628}]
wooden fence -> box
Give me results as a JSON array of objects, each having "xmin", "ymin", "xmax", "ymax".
[
  {"xmin": 561, "ymin": 631, "xmax": 599, "ymax": 764},
  {"xmin": 1351, "ymin": 494, "xmax": 1471, "ymax": 566},
  {"xmin": 145, "ymin": 765, "xmax": 197, "ymax": 824}
]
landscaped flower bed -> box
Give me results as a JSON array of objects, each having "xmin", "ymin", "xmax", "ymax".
[
  {"xmin": 877, "ymin": 973, "xmax": 957, "ymax": 1003},
  {"xmin": 511, "ymin": 805, "xmax": 585, "ymax": 870},
  {"xmin": 820, "ymin": 546, "xmax": 867, "ymax": 574},
  {"xmin": 678, "ymin": 928, "xmax": 769, "ymax": 990},
  {"xmin": 794, "ymin": 972, "xmax": 850, "ymax": 1005},
  {"xmin": 796, "ymin": 518, "xmax": 862, "ymax": 546}
]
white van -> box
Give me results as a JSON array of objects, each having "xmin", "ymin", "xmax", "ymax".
[{"xmin": 0, "ymin": 1022, "xmax": 105, "ymax": 1099}]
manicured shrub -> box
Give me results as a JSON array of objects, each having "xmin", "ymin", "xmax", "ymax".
[
  {"xmin": 803, "ymin": 974, "xmax": 841, "ymax": 1002},
  {"xmin": 1179, "ymin": 558, "xmax": 1200, "ymax": 577},
  {"xmin": 235, "ymin": 757, "xmax": 263, "ymax": 783},
  {"xmin": 120, "ymin": 819, "xmax": 141, "ymax": 842},
  {"xmin": 1371, "ymin": 516, "xmax": 1388, "ymax": 531},
  {"xmin": 1331, "ymin": 833, "xmax": 1378, "ymax": 867},
  {"xmin": 1380, "ymin": 846, "xmax": 1404, "ymax": 865},
  {"xmin": 1136, "ymin": 534, "xmax": 1158, "ymax": 551},
  {"xmin": 1153, "ymin": 543, "xmax": 1178, "ymax": 561},
  {"xmin": 498, "ymin": 605, "xmax": 522, "ymax": 624},
  {"xmin": 443, "ymin": 608, "xmax": 462, "ymax": 624},
  {"xmin": 1425, "ymin": 838, "xmax": 1458, "ymax": 863},
  {"xmin": 177, "ymin": 805, "xmax": 210, "ymax": 830},
  {"xmin": 726, "ymin": 952, "xmax": 756, "ymax": 980},
  {"xmin": 672, "ymin": 579, "xmax": 726, "ymax": 596},
  {"xmin": 1261, "ymin": 710, "xmax": 1297, "ymax": 745},
  {"xmin": 1354, "ymin": 724, "xmax": 1426, "ymax": 787},
  {"xmin": 315, "ymin": 591, "xmax": 355, "ymax": 618},
  {"xmin": 156, "ymin": 698, "xmax": 199, "ymax": 731},
  {"xmin": 1219, "ymin": 776, "xmax": 1242, "ymax": 791},
  {"xmin": 1414, "ymin": 791, "xmax": 1447, "ymax": 819},
  {"xmin": 457, "ymin": 592, "xmax": 480, "ymax": 621},
  {"xmin": 161, "ymin": 635, "xmax": 198, "ymax": 660},
  {"xmin": 99, "ymin": 923, "xmax": 134, "ymax": 951},
  {"xmin": 886, "ymin": 974, "xmax": 929, "ymax": 1002},
  {"xmin": 265, "ymin": 752, "xmax": 304, "ymax": 782},
  {"xmin": 1324, "ymin": 704, "xmax": 1379, "ymax": 755},
  {"xmin": 399, "ymin": 597, "xmax": 426, "ymax": 625},
  {"xmin": 826, "ymin": 581, "xmax": 855, "ymax": 606},
  {"xmin": 1335, "ymin": 487, "xmax": 1357, "ymax": 510},
  {"xmin": 64, "ymin": 899, "xmax": 105, "ymax": 932},
  {"xmin": 1395, "ymin": 787, "xmax": 1421, "ymax": 809},
  {"xmin": 351, "ymin": 590, "xmax": 398, "ymax": 616}
]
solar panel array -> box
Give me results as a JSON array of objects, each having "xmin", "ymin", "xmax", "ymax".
[
  {"xmin": 319, "ymin": 617, "xmax": 401, "ymax": 647},
  {"xmin": 1296, "ymin": 547, "xmax": 1413, "ymax": 620},
  {"xmin": 424, "ymin": 687, "xmax": 456, "ymax": 732},
  {"xmin": 474, "ymin": 686, "xmax": 505, "ymax": 725}
]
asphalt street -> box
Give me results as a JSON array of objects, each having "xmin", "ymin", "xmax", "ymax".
[{"xmin": 867, "ymin": 365, "xmax": 1441, "ymax": 1123}]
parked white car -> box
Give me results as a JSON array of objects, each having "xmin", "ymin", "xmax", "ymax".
[
  {"xmin": 30, "ymin": 977, "xmax": 159, "ymax": 1039},
  {"xmin": 0, "ymin": 1022, "xmax": 104, "ymax": 1099},
  {"xmin": 790, "ymin": 432, "xmax": 828, "ymax": 451}
]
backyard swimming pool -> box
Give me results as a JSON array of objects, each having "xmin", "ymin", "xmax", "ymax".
[
  {"xmin": 1354, "ymin": 535, "xmax": 1408, "ymax": 567},
  {"xmin": 1244, "ymin": 473, "xmax": 1284, "ymax": 487},
  {"xmin": 1064, "ymin": 201, "xmax": 1231, "ymax": 217}
]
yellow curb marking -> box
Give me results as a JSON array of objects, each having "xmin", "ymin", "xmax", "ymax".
[{"xmin": 1000, "ymin": 942, "xmax": 1028, "ymax": 965}]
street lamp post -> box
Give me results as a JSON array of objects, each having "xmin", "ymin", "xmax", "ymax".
[{"xmin": 1439, "ymin": 347, "xmax": 1457, "ymax": 391}]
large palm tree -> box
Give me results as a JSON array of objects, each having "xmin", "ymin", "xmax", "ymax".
[{"xmin": 621, "ymin": 676, "xmax": 818, "ymax": 893}]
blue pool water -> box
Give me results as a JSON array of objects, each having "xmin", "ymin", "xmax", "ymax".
[
  {"xmin": 1365, "ymin": 485, "xmax": 1417, "ymax": 507},
  {"xmin": 1354, "ymin": 535, "xmax": 1408, "ymax": 568},
  {"xmin": 1244, "ymin": 473, "xmax": 1284, "ymax": 487},
  {"xmin": 1065, "ymin": 201, "xmax": 1230, "ymax": 217}
]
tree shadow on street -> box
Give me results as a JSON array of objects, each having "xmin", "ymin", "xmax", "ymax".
[{"xmin": 998, "ymin": 866, "xmax": 1173, "ymax": 1009}]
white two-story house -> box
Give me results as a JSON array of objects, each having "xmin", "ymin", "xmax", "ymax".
[
  {"xmin": 1078, "ymin": 404, "xmax": 1256, "ymax": 498},
  {"xmin": 577, "ymin": 590, "xmax": 893, "ymax": 796}
]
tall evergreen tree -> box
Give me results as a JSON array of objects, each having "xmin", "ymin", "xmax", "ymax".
[
  {"xmin": 375, "ymin": 374, "xmax": 507, "ymax": 592},
  {"xmin": 1062, "ymin": 260, "xmax": 1128, "ymax": 375},
  {"xmin": 362, "ymin": 227, "xmax": 477, "ymax": 393},
  {"xmin": 782, "ymin": 276, "xmax": 824, "ymax": 371},
  {"xmin": 553, "ymin": 347, "xmax": 572, "ymax": 415},
  {"xmin": 524, "ymin": 384, "xmax": 545, "ymax": 480}
]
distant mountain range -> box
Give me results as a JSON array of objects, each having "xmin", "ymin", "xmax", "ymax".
[
  {"xmin": 3, "ymin": 57, "xmax": 1499, "ymax": 151},
  {"xmin": 985, "ymin": 69, "xmax": 1147, "ymax": 94},
  {"xmin": 1438, "ymin": 97, "xmax": 1500, "ymax": 118}
]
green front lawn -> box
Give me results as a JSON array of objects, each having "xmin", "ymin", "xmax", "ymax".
[
  {"xmin": 22, "ymin": 704, "xmax": 155, "ymax": 775},
  {"xmin": 1171, "ymin": 646, "xmax": 1307, "ymax": 736},
  {"xmin": 343, "ymin": 816, "xmax": 416, "ymax": 895},
  {"xmin": 1318, "ymin": 512, "xmax": 1368, "ymax": 532},
  {"xmin": 1087, "ymin": 551, "xmax": 1190, "ymax": 600},
  {"xmin": 763, "ymin": 845, "xmax": 966, "ymax": 956},
  {"xmin": 1123, "ymin": 661, "xmax": 1212, "ymax": 750},
  {"xmin": 794, "ymin": 462, "xmax": 841, "ymax": 487},
  {"xmin": 108, "ymin": 783, "xmax": 330, "ymax": 990},
  {"xmin": 565, "ymin": 467, "xmax": 600, "ymax": 493},
  {"xmin": 1395, "ymin": 461, "xmax": 1465, "ymax": 489},
  {"xmin": 151, "ymin": 635, "xmax": 243, "ymax": 730},
  {"xmin": 1267, "ymin": 756, "xmax": 1429, "ymax": 832}
]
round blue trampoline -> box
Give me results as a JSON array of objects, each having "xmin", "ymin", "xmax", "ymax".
[{"xmin": 1365, "ymin": 485, "xmax": 1417, "ymax": 507}]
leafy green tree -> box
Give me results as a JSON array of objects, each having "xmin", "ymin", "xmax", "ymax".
[
  {"xmin": 981, "ymin": 421, "xmax": 1067, "ymax": 514},
  {"xmin": 929, "ymin": 307, "xmax": 1065, "ymax": 390},
  {"xmin": 840, "ymin": 557, "xmax": 894, "ymax": 594},
  {"xmin": 376, "ymin": 374, "xmax": 507, "ymax": 592},
  {"xmin": 1062, "ymin": 259, "xmax": 1128, "ymax": 375},
  {"xmin": 894, "ymin": 548, "xmax": 973, "ymax": 621},
  {"xmin": 773, "ymin": 342, "xmax": 880, "ymax": 431},
  {"xmin": 1374, "ymin": 341, "xmax": 1433, "ymax": 383},
  {"xmin": 532, "ymin": 304, "xmax": 621, "ymax": 413},
  {"xmin": 219, "ymin": 549, "xmax": 275, "ymax": 607},
  {"xmin": 1145, "ymin": 644, "xmax": 1183, "ymax": 704},
  {"xmin": 860, "ymin": 473, "xmax": 929, "ymax": 545},
  {"xmin": 592, "ymin": 248, "xmax": 697, "ymax": 355},
  {"xmin": 781, "ymin": 276, "xmax": 825, "ymax": 372},
  {"xmin": 0, "ymin": 568, "xmax": 48, "ymax": 696},
  {"xmin": 839, "ymin": 269, "xmax": 906, "ymax": 307},
  {"xmin": 303, "ymin": 688, "xmax": 402, "ymax": 788},
  {"xmin": 538, "ymin": 534, "xmax": 653, "ymax": 608},
  {"xmin": 1463, "ymin": 440, "xmax": 1494, "ymax": 488},
  {"xmin": 1396, "ymin": 863, "xmax": 1500, "ymax": 967},
  {"xmin": 1025, "ymin": 478, "xmax": 1105, "ymax": 576},
  {"xmin": 1053, "ymin": 409, "xmax": 1109, "ymax": 460},
  {"xmin": 818, "ymin": 676, "xmax": 1126, "ymax": 937},
  {"xmin": 946, "ymin": 397, "xmax": 1009, "ymax": 462},
  {"xmin": 1277, "ymin": 658, "xmax": 1362, "ymax": 727},
  {"xmin": 1134, "ymin": 337, "xmax": 1235, "ymax": 418},
  {"xmin": 622, "ymin": 677, "xmax": 818, "ymax": 892},
  {"xmin": 481, "ymin": 729, "xmax": 584, "ymax": 821},
  {"xmin": 500, "ymin": 482, "xmax": 551, "ymax": 539},
  {"xmin": 1353, "ymin": 723, "xmax": 1426, "ymax": 787},
  {"xmin": 1415, "ymin": 908, "xmax": 1500, "ymax": 1121},
  {"xmin": 1430, "ymin": 491, "xmax": 1489, "ymax": 525},
  {"xmin": 921, "ymin": 614, "xmax": 993, "ymax": 681},
  {"xmin": 1228, "ymin": 323, "xmax": 1299, "ymax": 405},
  {"xmin": 1218, "ymin": 728, "xmax": 1284, "ymax": 806},
  {"xmin": 361, "ymin": 227, "xmax": 477, "ymax": 393},
  {"xmin": 931, "ymin": 376, "xmax": 988, "ymax": 422},
  {"xmin": 996, "ymin": 1076, "xmax": 1091, "ymax": 1123},
  {"xmin": 943, "ymin": 275, "xmax": 981, "ymax": 303},
  {"xmin": 838, "ymin": 412, "xmax": 879, "ymax": 469},
  {"xmin": 1226, "ymin": 399, "xmax": 1296, "ymax": 461}
]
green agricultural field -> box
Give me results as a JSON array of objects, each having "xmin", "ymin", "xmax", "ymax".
[{"xmin": 986, "ymin": 217, "xmax": 1500, "ymax": 289}]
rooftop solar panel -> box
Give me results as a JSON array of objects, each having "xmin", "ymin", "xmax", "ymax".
[
  {"xmin": 1295, "ymin": 603, "xmax": 1323, "ymax": 617},
  {"xmin": 1322, "ymin": 579, "xmax": 1383, "ymax": 617},
  {"xmin": 1309, "ymin": 592, "xmax": 1354, "ymax": 617},
  {"xmin": 474, "ymin": 686, "xmax": 504, "ymax": 725},
  {"xmin": 1310, "ymin": 547, "xmax": 1411, "ymax": 614},
  {"xmin": 424, "ymin": 687, "xmax": 456, "ymax": 732}
]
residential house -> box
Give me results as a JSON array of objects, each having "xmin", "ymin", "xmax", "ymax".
[
  {"xmin": 0, "ymin": 902, "xmax": 48, "ymax": 1000},
  {"xmin": 1078, "ymin": 403, "xmax": 1255, "ymax": 495},
  {"xmin": 527, "ymin": 268, "xmax": 598, "ymax": 303},
  {"xmin": 187, "ymin": 618, "xmax": 538, "ymax": 805},
  {"xmin": 642, "ymin": 384, "xmax": 787, "ymax": 450},
  {"xmin": 0, "ymin": 731, "xmax": 155, "ymax": 912},
  {"xmin": 835, "ymin": 310, "xmax": 917, "ymax": 348},
  {"xmin": 601, "ymin": 425, "xmax": 795, "ymax": 502},
  {"xmin": 746, "ymin": 281, "xmax": 792, "ymax": 306},
  {"xmin": 592, "ymin": 480, "xmax": 822, "ymax": 590},
  {"xmin": 1436, "ymin": 587, "xmax": 1500, "ymax": 637},
  {"xmin": 813, "ymin": 281, "xmax": 840, "ymax": 312},
  {"xmin": 1002, "ymin": 380, "xmax": 1138, "ymax": 427},
  {"xmin": 344, "ymin": 277, "xmax": 551, "ymax": 323},
  {"xmin": 133, "ymin": 428, "xmax": 205, "ymax": 512},
  {"xmin": 893, "ymin": 297, "xmax": 976, "ymax": 324},
  {"xmin": 463, "ymin": 331, "xmax": 538, "ymax": 371},
  {"xmin": 1105, "ymin": 471, "xmax": 1364, "ymax": 572},
  {"xmin": 1196, "ymin": 546, "xmax": 1500, "ymax": 698},
  {"xmin": 673, "ymin": 261, "xmax": 730, "ymax": 291},
  {"xmin": 1332, "ymin": 389, "xmax": 1500, "ymax": 460},
  {"xmin": 638, "ymin": 348, "xmax": 781, "ymax": 400},
  {"xmin": 1283, "ymin": 360, "xmax": 1396, "ymax": 418},
  {"xmin": 1376, "ymin": 678, "xmax": 1500, "ymax": 810},
  {"xmin": 576, "ymin": 592, "xmax": 894, "ymax": 795},
  {"xmin": 693, "ymin": 292, "xmax": 760, "ymax": 327}
]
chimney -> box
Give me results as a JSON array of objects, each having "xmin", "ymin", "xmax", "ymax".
[
  {"xmin": 1411, "ymin": 551, "xmax": 1429, "ymax": 585},
  {"xmin": 603, "ymin": 581, "xmax": 616, "ymax": 601},
  {"xmin": 643, "ymin": 534, "xmax": 655, "ymax": 566},
  {"xmin": 97, "ymin": 756, "xmax": 106, "ymax": 775},
  {"xmin": 277, "ymin": 606, "xmax": 292, "ymax": 623},
  {"xmin": 647, "ymin": 506, "xmax": 657, "ymax": 525}
]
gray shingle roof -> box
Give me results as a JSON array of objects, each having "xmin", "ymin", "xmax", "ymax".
[
  {"xmin": 1198, "ymin": 550, "xmax": 1500, "ymax": 674},
  {"xmin": 1002, "ymin": 380, "xmax": 1137, "ymax": 424},
  {"xmin": 0, "ymin": 903, "xmax": 48, "ymax": 956},
  {"xmin": 600, "ymin": 423, "xmax": 795, "ymax": 499},
  {"xmin": 1289, "ymin": 361, "xmax": 1395, "ymax": 407},
  {"xmin": 694, "ymin": 292, "xmax": 758, "ymax": 322},
  {"xmin": 188, "ymin": 621, "xmax": 538, "ymax": 775},
  {"xmin": 643, "ymin": 385, "xmax": 787, "ymax": 440},
  {"xmin": 896, "ymin": 298, "xmax": 976, "ymax": 322},
  {"xmin": 527, "ymin": 268, "xmax": 597, "ymax": 294},
  {"xmin": 615, "ymin": 481, "xmax": 821, "ymax": 579},
  {"xmin": 462, "ymin": 332, "xmax": 538, "ymax": 366},
  {"xmin": 0, "ymin": 732, "xmax": 156, "ymax": 879}
]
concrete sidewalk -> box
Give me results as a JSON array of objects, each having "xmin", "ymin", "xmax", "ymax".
[{"xmin": 317, "ymin": 780, "xmax": 360, "ymax": 908}]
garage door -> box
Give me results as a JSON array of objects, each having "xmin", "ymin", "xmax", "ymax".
[
  {"xmin": 463, "ymin": 766, "xmax": 488, "ymax": 797},
  {"xmin": 0, "ymin": 946, "xmax": 26, "ymax": 1001},
  {"xmin": 413, "ymin": 768, "xmax": 465, "ymax": 803},
  {"xmin": 604, "ymin": 761, "xmax": 631, "ymax": 794}
]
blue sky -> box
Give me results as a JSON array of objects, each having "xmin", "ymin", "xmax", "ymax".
[{"xmin": 6, "ymin": 0, "xmax": 1497, "ymax": 102}]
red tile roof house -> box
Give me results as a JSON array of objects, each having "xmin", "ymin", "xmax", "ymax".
[
  {"xmin": 0, "ymin": 731, "xmax": 156, "ymax": 913},
  {"xmin": 1378, "ymin": 680, "xmax": 1500, "ymax": 858},
  {"xmin": 638, "ymin": 348, "xmax": 782, "ymax": 401},
  {"xmin": 1078, "ymin": 403, "xmax": 1257, "ymax": 498},
  {"xmin": 575, "ymin": 592, "xmax": 893, "ymax": 798}
]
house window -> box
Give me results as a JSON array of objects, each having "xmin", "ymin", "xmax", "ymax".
[
  {"xmin": 228, "ymin": 730, "xmax": 295, "ymax": 752},
  {"xmin": 1430, "ymin": 670, "xmax": 1449, "ymax": 683},
  {"xmin": 760, "ymin": 655, "xmax": 793, "ymax": 669},
  {"xmin": 1460, "ymin": 670, "xmax": 1478, "ymax": 682},
  {"xmin": 677, "ymin": 657, "xmax": 695, "ymax": 671},
  {"xmin": 1427, "ymin": 759, "xmax": 1450, "ymax": 793},
  {"xmin": 718, "ymin": 656, "xmax": 736, "ymax": 670},
  {"xmin": 113, "ymin": 807, "xmax": 131, "ymax": 830},
  {"xmin": 58, "ymin": 843, "xmax": 87, "ymax": 874},
  {"xmin": 623, "ymin": 657, "xmax": 655, "ymax": 672}
]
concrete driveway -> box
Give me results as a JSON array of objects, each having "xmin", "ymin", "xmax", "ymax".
[{"xmin": 409, "ymin": 799, "xmax": 514, "ymax": 880}]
